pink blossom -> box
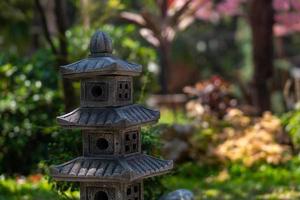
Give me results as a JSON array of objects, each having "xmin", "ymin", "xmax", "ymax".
[
  {"xmin": 217, "ymin": 0, "xmax": 245, "ymax": 16},
  {"xmin": 273, "ymin": 0, "xmax": 290, "ymax": 11},
  {"xmin": 276, "ymin": 12, "xmax": 300, "ymax": 27},
  {"xmin": 274, "ymin": 24, "xmax": 290, "ymax": 36},
  {"xmin": 195, "ymin": 1, "xmax": 220, "ymax": 22},
  {"xmin": 291, "ymin": 0, "xmax": 300, "ymax": 11}
]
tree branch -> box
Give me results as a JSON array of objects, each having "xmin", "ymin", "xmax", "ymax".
[
  {"xmin": 141, "ymin": 11, "xmax": 162, "ymax": 38},
  {"xmin": 54, "ymin": 0, "xmax": 76, "ymax": 112},
  {"xmin": 34, "ymin": 0, "xmax": 57, "ymax": 55},
  {"xmin": 119, "ymin": 12, "xmax": 147, "ymax": 27},
  {"xmin": 120, "ymin": 11, "xmax": 163, "ymax": 44},
  {"xmin": 54, "ymin": 0, "xmax": 68, "ymax": 64},
  {"xmin": 157, "ymin": 0, "xmax": 168, "ymax": 18},
  {"xmin": 168, "ymin": 0, "xmax": 193, "ymax": 27}
]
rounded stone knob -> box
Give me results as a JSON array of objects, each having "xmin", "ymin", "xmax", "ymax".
[{"xmin": 89, "ymin": 30, "xmax": 113, "ymax": 54}]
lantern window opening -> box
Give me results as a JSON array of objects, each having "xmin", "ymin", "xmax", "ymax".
[
  {"xmin": 94, "ymin": 190, "xmax": 108, "ymax": 200},
  {"xmin": 96, "ymin": 138, "xmax": 109, "ymax": 150},
  {"xmin": 124, "ymin": 130, "xmax": 139, "ymax": 154},
  {"xmin": 126, "ymin": 183, "xmax": 141, "ymax": 200}
]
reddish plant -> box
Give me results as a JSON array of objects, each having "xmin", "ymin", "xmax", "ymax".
[{"xmin": 184, "ymin": 76, "xmax": 238, "ymax": 118}]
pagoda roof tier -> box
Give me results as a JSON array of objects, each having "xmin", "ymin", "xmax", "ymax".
[
  {"xmin": 57, "ymin": 104, "xmax": 159, "ymax": 129},
  {"xmin": 60, "ymin": 31, "xmax": 142, "ymax": 78},
  {"xmin": 50, "ymin": 154, "xmax": 173, "ymax": 182},
  {"xmin": 60, "ymin": 55, "xmax": 142, "ymax": 78}
]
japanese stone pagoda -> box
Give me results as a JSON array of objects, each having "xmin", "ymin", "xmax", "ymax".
[{"xmin": 50, "ymin": 30, "xmax": 173, "ymax": 200}]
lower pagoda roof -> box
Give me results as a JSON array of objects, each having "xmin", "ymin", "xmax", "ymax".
[
  {"xmin": 57, "ymin": 104, "xmax": 159, "ymax": 129},
  {"xmin": 50, "ymin": 154, "xmax": 173, "ymax": 182}
]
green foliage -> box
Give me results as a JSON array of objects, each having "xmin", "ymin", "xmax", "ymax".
[
  {"xmin": 144, "ymin": 175, "xmax": 169, "ymax": 200},
  {"xmin": 3, "ymin": 158, "xmax": 300, "ymax": 200},
  {"xmin": 0, "ymin": 20, "xmax": 159, "ymax": 175},
  {"xmin": 47, "ymin": 130, "xmax": 81, "ymax": 166},
  {"xmin": 84, "ymin": 0, "xmax": 124, "ymax": 26},
  {"xmin": 66, "ymin": 24, "xmax": 159, "ymax": 101},
  {"xmin": 162, "ymin": 158, "xmax": 300, "ymax": 199},
  {"xmin": 158, "ymin": 108, "xmax": 191, "ymax": 125},
  {"xmin": 141, "ymin": 125, "xmax": 163, "ymax": 155},
  {"xmin": 0, "ymin": 50, "xmax": 62, "ymax": 175},
  {"xmin": 45, "ymin": 129, "xmax": 81, "ymax": 194},
  {"xmin": 282, "ymin": 108, "xmax": 300, "ymax": 150},
  {"xmin": 0, "ymin": 0, "xmax": 34, "ymax": 55},
  {"xmin": 0, "ymin": 177, "xmax": 78, "ymax": 200},
  {"xmin": 42, "ymin": 118, "xmax": 88, "ymax": 194},
  {"xmin": 66, "ymin": 24, "xmax": 157, "ymax": 67},
  {"xmin": 142, "ymin": 125, "xmax": 169, "ymax": 200}
]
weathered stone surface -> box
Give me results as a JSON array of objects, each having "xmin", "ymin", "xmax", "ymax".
[
  {"xmin": 51, "ymin": 154, "xmax": 173, "ymax": 182},
  {"xmin": 57, "ymin": 104, "xmax": 160, "ymax": 129},
  {"xmin": 51, "ymin": 30, "xmax": 173, "ymax": 200},
  {"xmin": 80, "ymin": 181, "xmax": 144, "ymax": 200},
  {"xmin": 160, "ymin": 189, "xmax": 194, "ymax": 200},
  {"xmin": 89, "ymin": 31, "xmax": 113, "ymax": 54},
  {"xmin": 60, "ymin": 56, "xmax": 142, "ymax": 78},
  {"xmin": 60, "ymin": 31, "xmax": 141, "ymax": 79},
  {"xmin": 80, "ymin": 76, "xmax": 133, "ymax": 107},
  {"xmin": 82, "ymin": 127, "xmax": 142, "ymax": 156}
]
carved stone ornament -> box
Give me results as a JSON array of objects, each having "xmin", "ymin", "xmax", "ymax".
[{"xmin": 50, "ymin": 30, "xmax": 173, "ymax": 200}]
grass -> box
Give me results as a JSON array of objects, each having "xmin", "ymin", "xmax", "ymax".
[
  {"xmin": 162, "ymin": 157, "xmax": 300, "ymax": 200},
  {"xmin": 0, "ymin": 176, "xmax": 79, "ymax": 200}
]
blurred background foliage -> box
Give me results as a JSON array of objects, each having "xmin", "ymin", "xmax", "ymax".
[{"xmin": 2, "ymin": 0, "xmax": 300, "ymax": 199}]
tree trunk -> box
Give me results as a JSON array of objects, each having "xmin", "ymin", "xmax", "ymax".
[
  {"xmin": 54, "ymin": 0, "xmax": 77, "ymax": 112},
  {"xmin": 249, "ymin": 0, "xmax": 274, "ymax": 114},
  {"xmin": 158, "ymin": 40, "xmax": 171, "ymax": 94},
  {"xmin": 81, "ymin": 0, "xmax": 90, "ymax": 30}
]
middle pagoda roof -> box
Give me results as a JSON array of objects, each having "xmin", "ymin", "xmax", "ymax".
[
  {"xmin": 57, "ymin": 104, "xmax": 160, "ymax": 129},
  {"xmin": 50, "ymin": 154, "xmax": 173, "ymax": 183},
  {"xmin": 60, "ymin": 31, "xmax": 142, "ymax": 79}
]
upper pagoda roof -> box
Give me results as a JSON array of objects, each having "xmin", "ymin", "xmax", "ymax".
[
  {"xmin": 57, "ymin": 104, "xmax": 159, "ymax": 129},
  {"xmin": 50, "ymin": 154, "xmax": 173, "ymax": 182},
  {"xmin": 60, "ymin": 31, "xmax": 142, "ymax": 78}
]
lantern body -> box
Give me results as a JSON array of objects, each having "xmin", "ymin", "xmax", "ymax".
[{"xmin": 50, "ymin": 31, "xmax": 173, "ymax": 200}]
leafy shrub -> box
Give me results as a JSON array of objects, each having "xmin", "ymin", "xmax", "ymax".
[
  {"xmin": 142, "ymin": 125, "xmax": 170, "ymax": 200},
  {"xmin": 186, "ymin": 107, "xmax": 291, "ymax": 166},
  {"xmin": 66, "ymin": 24, "xmax": 159, "ymax": 102},
  {"xmin": 216, "ymin": 110, "xmax": 291, "ymax": 166},
  {"xmin": 182, "ymin": 76, "xmax": 290, "ymax": 166},
  {"xmin": 184, "ymin": 76, "xmax": 238, "ymax": 119},
  {"xmin": 0, "ymin": 50, "xmax": 63, "ymax": 175},
  {"xmin": 0, "ymin": 175, "xmax": 78, "ymax": 200},
  {"xmin": 0, "ymin": 23, "xmax": 158, "ymax": 176},
  {"xmin": 282, "ymin": 107, "xmax": 300, "ymax": 151}
]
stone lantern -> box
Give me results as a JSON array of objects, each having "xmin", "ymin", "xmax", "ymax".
[{"xmin": 50, "ymin": 30, "xmax": 173, "ymax": 200}]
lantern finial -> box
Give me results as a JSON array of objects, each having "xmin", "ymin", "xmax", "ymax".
[{"xmin": 89, "ymin": 30, "xmax": 113, "ymax": 54}]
